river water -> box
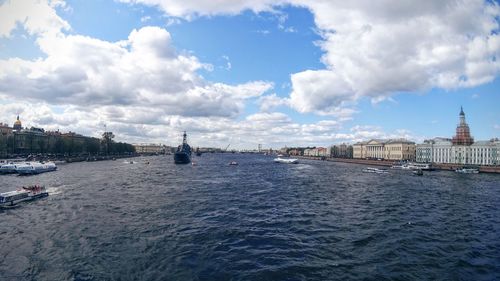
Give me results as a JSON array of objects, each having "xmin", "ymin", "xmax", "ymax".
[{"xmin": 1, "ymin": 154, "xmax": 499, "ymax": 280}]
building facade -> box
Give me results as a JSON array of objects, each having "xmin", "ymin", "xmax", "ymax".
[
  {"xmin": 416, "ymin": 108, "xmax": 499, "ymax": 166},
  {"xmin": 353, "ymin": 139, "xmax": 416, "ymax": 161}
]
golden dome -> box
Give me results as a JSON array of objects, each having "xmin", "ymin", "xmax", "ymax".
[{"xmin": 13, "ymin": 115, "xmax": 22, "ymax": 129}]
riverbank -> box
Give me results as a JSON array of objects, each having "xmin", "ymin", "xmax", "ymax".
[
  {"xmin": 296, "ymin": 156, "xmax": 500, "ymax": 174},
  {"xmin": 1, "ymin": 154, "xmax": 140, "ymax": 164}
]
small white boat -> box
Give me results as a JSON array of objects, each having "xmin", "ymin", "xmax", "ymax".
[
  {"xmin": 229, "ymin": 161, "xmax": 238, "ymax": 166},
  {"xmin": 362, "ymin": 167, "xmax": 389, "ymax": 174},
  {"xmin": 0, "ymin": 162, "xmax": 18, "ymax": 174},
  {"xmin": 455, "ymin": 168, "xmax": 479, "ymax": 174},
  {"xmin": 390, "ymin": 164, "xmax": 410, "ymax": 170},
  {"xmin": 274, "ymin": 157, "xmax": 298, "ymax": 164},
  {"xmin": 391, "ymin": 163, "xmax": 433, "ymax": 171},
  {"xmin": 407, "ymin": 163, "xmax": 434, "ymax": 171},
  {"xmin": 16, "ymin": 162, "xmax": 57, "ymax": 175},
  {"xmin": 0, "ymin": 185, "xmax": 49, "ymax": 207}
]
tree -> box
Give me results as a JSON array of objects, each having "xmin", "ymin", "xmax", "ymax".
[{"xmin": 102, "ymin": 132, "xmax": 115, "ymax": 155}]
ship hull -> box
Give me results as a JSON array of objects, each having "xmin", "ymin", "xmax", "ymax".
[{"xmin": 174, "ymin": 152, "xmax": 191, "ymax": 164}]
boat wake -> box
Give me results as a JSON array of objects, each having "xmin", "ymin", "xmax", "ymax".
[{"xmin": 46, "ymin": 187, "xmax": 62, "ymax": 195}]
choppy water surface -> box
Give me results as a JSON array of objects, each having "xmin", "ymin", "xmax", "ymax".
[{"xmin": 1, "ymin": 154, "xmax": 499, "ymax": 280}]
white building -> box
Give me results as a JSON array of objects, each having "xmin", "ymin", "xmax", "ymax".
[
  {"xmin": 416, "ymin": 138, "xmax": 453, "ymax": 163},
  {"xmin": 416, "ymin": 108, "xmax": 500, "ymax": 166}
]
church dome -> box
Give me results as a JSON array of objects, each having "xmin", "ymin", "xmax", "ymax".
[{"xmin": 13, "ymin": 115, "xmax": 22, "ymax": 130}]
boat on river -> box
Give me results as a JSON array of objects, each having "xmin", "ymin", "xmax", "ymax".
[
  {"xmin": 412, "ymin": 169, "xmax": 424, "ymax": 176},
  {"xmin": 391, "ymin": 162, "xmax": 433, "ymax": 171},
  {"xmin": 455, "ymin": 167, "xmax": 479, "ymax": 174},
  {"xmin": 362, "ymin": 167, "xmax": 389, "ymax": 174},
  {"xmin": 274, "ymin": 157, "xmax": 298, "ymax": 164},
  {"xmin": 0, "ymin": 185, "xmax": 48, "ymax": 207},
  {"xmin": 15, "ymin": 162, "xmax": 57, "ymax": 175},
  {"xmin": 174, "ymin": 131, "xmax": 192, "ymax": 164},
  {"xmin": 0, "ymin": 162, "xmax": 18, "ymax": 174}
]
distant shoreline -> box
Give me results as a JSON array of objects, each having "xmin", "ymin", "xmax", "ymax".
[{"xmin": 295, "ymin": 156, "xmax": 500, "ymax": 174}]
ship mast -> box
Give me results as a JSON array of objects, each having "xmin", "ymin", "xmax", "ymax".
[{"xmin": 182, "ymin": 131, "xmax": 187, "ymax": 145}]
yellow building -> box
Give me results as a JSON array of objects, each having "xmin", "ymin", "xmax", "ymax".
[
  {"xmin": 384, "ymin": 139, "xmax": 416, "ymax": 161},
  {"xmin": 353, "ymin": 139, "xmax": 415, "ymax": 161}
]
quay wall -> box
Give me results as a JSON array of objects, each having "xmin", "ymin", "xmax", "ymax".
[{"xmin": 296, "ymin": 156, "xmax": 500, "ymax": 174}]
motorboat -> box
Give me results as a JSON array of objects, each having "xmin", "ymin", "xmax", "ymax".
[
  {"xmin": 0, "ymin": 185, "xmax": 48, "ymax": 207},
  {"xmin": 412, "ymin": 169, "xmax": 424, "ymax": 176},
  {"xmin": 362, "ymin": 167, "xmax": 389, "ymax": 174},
  {"xmin": 0, "ymin": 162, "xmax": 18, "ymax": 174},
  {"xmin": 455, "ymin": 167, "xmax": 479, "ymax": 174},
  {"xmin": 274, "ymin": 157, "xmax": 298, "ymax": 164},
  {"xmin": 16, "ymin": 162, "xmax": 57, "ymax": 175},
  {"xmin": 229, "ymin": 161, "xmax": 238, "ymax": 166}
]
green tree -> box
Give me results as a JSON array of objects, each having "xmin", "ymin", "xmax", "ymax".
[{"xmin": 102, "ymin": 132, "xmax": 115, "ymax": 155}]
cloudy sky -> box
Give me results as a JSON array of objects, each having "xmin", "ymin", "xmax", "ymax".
[{"xmin": 0, "ymin": 0, "xmax": 499, "ymax": 149}]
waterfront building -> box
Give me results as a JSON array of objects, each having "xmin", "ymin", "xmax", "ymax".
[
  {"xmin": 353, "ymin": 141, "xmax": 367, "ymax": 159},
  {"xmin": 353, "ymin": 139, "xmax": 415, "ymax": 161},
  {"xmin": 416, "ymin": 107, "xmax": 499, "ymax": 165},
  {"xmin": 303, "ymin": 148, "xmax": 313, "ymax": 157},
  {"xmin": 384, "ymin": 139, "xmax": 416, "ymax": 161},
  {"xmin": 0, "ymin": 123, "xmax": 13, "ymax": 136},
  {"xmin": 416, "ymin": 138, "xmax": 452, "ymax": 163}
]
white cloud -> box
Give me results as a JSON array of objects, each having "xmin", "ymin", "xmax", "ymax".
[
  {"xmin": 289, "ymin": 0, "xmax": 500, "ymax": 112},
  {"xmin": 119, "ymin": 0, "xmax": 281, "ymax": 19},
  {"xmin": 1, "ymin": 0, "xmax": 495, "ymax": 147},
  {"xmin": 0, "ymin": 25, "xmax": 273, "ymax": 117},
  {"xmin": 257, "ymin": 93, "xmax": 289, "ymax": 112},
  {"xmin": 0, "ymin": 0, "xmax": 70, "ymax": 37},
  {"xmin": 221, "ymin": 55, "xmax": 231, "ymax": 70},
  {"xmin": 289, "ymin": 69, "xmax": 355, "ymax": 114},
  {"xmin": 121, "ymin": 0, "xmax": 500, "ymax": 115}
]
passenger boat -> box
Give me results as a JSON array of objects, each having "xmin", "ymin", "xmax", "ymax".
[
  {"xmin": 362, "ymin": 167, "xmax": 389, "ymax": 174},
  {"xmin": 274, "ymin": 157, "xmax": 298, "ymax": 164},
  {"xmin": 455, "ymin": 167, "xmax": 479, "ymax": 174},
  {"xmin": 391, "ymin": 163, "xmax": 433, "ymax": 171},
  {"xmin": 390, "ymin": 164, "xmax": 410, "ymax": 170},
  {"xmin": 174, "ymin": 131, "xmax": 192, "ymax": 164},
  {"xmin": 407, "ymin": 163, "xmax": 434, "ymax": 171},
  {"xmin": 0, "ymin": 185, "xmax": 48, "ymax": 207},
  {"xmin": 16, "ymin": 162, "xmax": 57, "ymax": 175},
  {"xmin": 0, "ymin": 162, "xmax": 18, "ymax": 174}
]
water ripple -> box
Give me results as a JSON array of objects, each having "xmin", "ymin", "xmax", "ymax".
[{"xmin": 1, "ymin": 154, "xmax": 500, "ymax": 280}]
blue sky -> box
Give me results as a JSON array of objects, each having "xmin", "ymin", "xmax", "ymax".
[{"xmin": 0, "ymin": 0, "xmax": 499, "ymax": 148}]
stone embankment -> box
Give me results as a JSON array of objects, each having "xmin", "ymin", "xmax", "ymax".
[{"xmin": 296, "ymin": 156, "xmax": 500, "ymax": 174}]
